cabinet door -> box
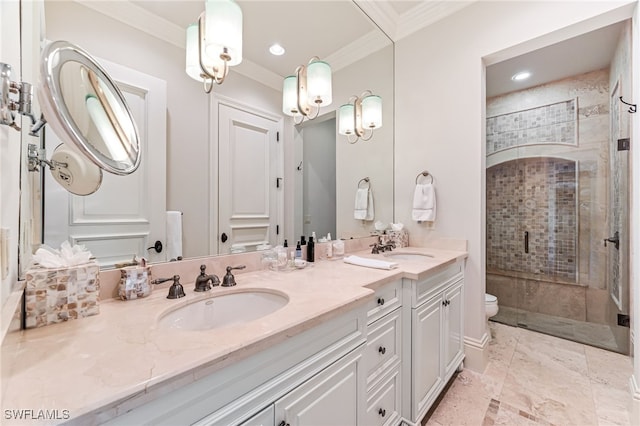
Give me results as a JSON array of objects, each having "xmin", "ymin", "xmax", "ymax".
[
  {"xmin": 412, "ymin": 296, "xmax": 443, "ymax": 420},
  {"xmin": 444, "ymin": 280, "xmax": 464, "ymax": 378},
  {"xmin": 274, "ymin": 348, "xmax": 362, "ymax": 426}
]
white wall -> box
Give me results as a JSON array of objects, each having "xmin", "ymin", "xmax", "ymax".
[{"xmin": 395, "ymin": 0, "xmax": 637, "ymax": 370}]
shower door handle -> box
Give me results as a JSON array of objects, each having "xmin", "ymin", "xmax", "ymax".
[{"xmin": 524, "ymin": 231, "xmax": 529, "ymax": 254}]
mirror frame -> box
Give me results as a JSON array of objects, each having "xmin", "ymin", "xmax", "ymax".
[{"xmin": 39, "ymin": 40, "xmax": 141, "ymax": 176}]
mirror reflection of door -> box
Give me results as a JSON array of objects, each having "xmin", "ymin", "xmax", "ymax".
[
  {"xmin": 44, "ymin": 60, "xmax": 167, "ymax": 267},
  {"xmin": 214, "ymin": 97, "xmax": 282, "ymax": 254}
]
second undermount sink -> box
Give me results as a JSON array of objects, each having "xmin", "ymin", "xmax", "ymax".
[
  {"xmin": 157, "ymin": 290, "xmax": 289, "ymax": 331},
  {"xmin": 384, "ymin": 252, "xmax": 435, "ymax": 261}
]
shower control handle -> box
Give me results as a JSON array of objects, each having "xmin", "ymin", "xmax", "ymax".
[
  {"xmin": 604, "ymin": 231, "xmax": 620, "ymax": 250},
  {"xmin": 524, "ymin": 231, "xmax": 529, "ymax": 254}
]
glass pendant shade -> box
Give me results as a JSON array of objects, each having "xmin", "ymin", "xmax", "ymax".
[
  {"xmin": 282, "ymin": 75, "xmax": 298, "ymax": 116},
  {"xmin": 186, "ymin": 24, "xmax": 204, "ymax": 82},
  {"xmin": 306, "ymin": 60, "xmax": 332, "ymax": 106},
  {"xmin": 361, "ymin": 94, "xmax": 382, "ymax": 129},
  {"xmin": 338, "ymin": 104, "xmax": 355, "ymax": 135},
  {"xmin": 205, "ymin": 0, "xmax": 243, "ymax": 66}
]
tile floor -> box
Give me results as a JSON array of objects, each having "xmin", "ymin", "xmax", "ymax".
[{"xmin": 424, "ymin": 322, "xmax": 633, "ymax": 426}]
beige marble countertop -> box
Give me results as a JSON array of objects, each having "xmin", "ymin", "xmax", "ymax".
[{"xmin": 1, "ymin": 245, "xmax": 466, "ymax": 424}]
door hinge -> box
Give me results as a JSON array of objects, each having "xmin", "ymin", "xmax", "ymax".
[
  {"xmin": 276, "ymin": 177, "xmax": 282, "ymax": 188},
  {"xmin": 618, "ymin": 138, "xmax": 630, "ymax": 151},
  {"xmin": 277, "ymin": 131, "xmax": 280, "ymax": 142},
  {"xmin": 276, "ymin": 225, "xmax": 280, "ymax": 235}
]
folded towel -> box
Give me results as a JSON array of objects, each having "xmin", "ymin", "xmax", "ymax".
[
  {"xmin": 365, "ymin": 189, "xmax": 374, "ymax": 221},
  {"xmin": 343, "ymin": 255, "xmax": 398, "ymax": 270},
  {"xmin": 412, "ymin": 183, "xmax": 436, "ymax": 222},
  {"xmin": 354, "ymin": 188, "xmax": 369, "ymax": 220}
]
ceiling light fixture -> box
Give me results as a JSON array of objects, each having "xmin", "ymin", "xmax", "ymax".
[
  {"xmin": 269, "ymin": 44, "xmax": 285, "ymax": 56},
  {"xmin": 338, "ymin": 90, "xmax": 382, "ymax": 143},
  {"xmin": 511, "ymin": 71, "xmax": 531, "ymax": 81},
  {"xmin": 185, "ymin": 0, "xmax": 243, "ymax": 93},
  {"xmin": 282, "ymin": 57, "xmax": 332, "ymax": 124}
]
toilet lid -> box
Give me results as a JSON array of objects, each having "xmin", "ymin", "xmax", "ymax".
[{"xmin": 485, "ymin": 293, "xmax": 497, "ymax": 303}]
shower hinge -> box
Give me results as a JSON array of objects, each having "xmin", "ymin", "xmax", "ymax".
[
  {"xmin": 618, "ymin": 138, "xmax": 630, "ymax": 151},
  {"xmin": 618, "ymin": 314, "xmax": 630, "ymax": 328}
]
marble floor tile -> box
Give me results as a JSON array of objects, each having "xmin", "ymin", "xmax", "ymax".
[{"xmin": 423, "ymin": 322, "xmax": 632, "ymax": 426}]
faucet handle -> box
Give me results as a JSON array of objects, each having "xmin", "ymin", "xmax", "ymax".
[
  {"xmin": 222, "ymin": 265, "xmax": 246, "ymax": 287},
  {"xmin": 152, "ymin": 275, "xmax": 186, "ymax": 299}
]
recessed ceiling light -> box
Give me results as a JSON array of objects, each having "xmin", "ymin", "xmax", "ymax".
[
  {"xmin": 269, "ymin": 44, "xmax": 285, "ymax": 56},
  {"xmin": 511, "ymin": 71, "xmax": 531, "ymax": 81}
]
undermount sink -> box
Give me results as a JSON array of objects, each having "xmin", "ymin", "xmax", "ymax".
[
  {"xmin": 157, "ymin": 290, "xmax": 289, "ymax": 331},
  {"xmin": 384, "ymin": 252, "xmax": 435, "ymax": 261}
]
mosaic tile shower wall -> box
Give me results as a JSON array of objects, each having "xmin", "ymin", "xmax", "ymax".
[
  {"xmin": 486, "ymin": 99, "xmax": 577, "ymax": 154},
  {"xmin": 486, "ymin": 158, "xmax": 577, "ymax": 280}
]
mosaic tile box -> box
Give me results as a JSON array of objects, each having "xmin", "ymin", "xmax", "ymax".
[{"xmin": 25, "ymin": 261, "xmax": 100, "ymax": 329}]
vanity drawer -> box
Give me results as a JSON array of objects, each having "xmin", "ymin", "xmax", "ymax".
[
  {"xmin": 366, "ymin": 279, "xmax": 402, "ymax": 324},
  {"xmin": 364, "ymin": 365, "xmax": 401, "ymax": 426},
  {"xmin": 364, "ymin": 307, "xmax": 401, "ymax": 388},
  {"xmin": 414, "ymin": 261, "xmax": 463, "ymax": 307}
]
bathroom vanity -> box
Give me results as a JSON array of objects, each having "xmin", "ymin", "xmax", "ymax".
[{"xmin": 1, "ymin": 247, "xmax": 466, "ymax": 425}]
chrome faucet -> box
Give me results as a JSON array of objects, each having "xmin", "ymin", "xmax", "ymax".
[
  {"xmin": 222, "ymin": 265, "xmax": 246, "ymax": 287},
  {"xmin": 151, "ymin": 275, "xmax": 186, "ymax": 299},
  {"xmin": 194, "ymin": 264, "xmax": 220, "ymax": 292}
]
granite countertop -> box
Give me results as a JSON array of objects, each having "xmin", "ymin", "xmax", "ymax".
[{"xmin": 0, "ymin": 246, "xmax": 466, "ymax": 424}]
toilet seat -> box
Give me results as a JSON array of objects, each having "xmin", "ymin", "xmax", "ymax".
[{"xmin": 485, "ymin": 293, "xmax": 497, "ymax": 303}]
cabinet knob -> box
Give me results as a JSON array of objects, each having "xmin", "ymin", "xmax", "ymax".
[
  {"xmin": 377, "ymin": 297, "xmax": 385, "ymax": 306},
  {"xmin": 378, "ymin": 408, "xmax": 386, "ymax": 417},
  {"xmin": 378, "ymin": 346, "xmax": 386, "ymax": 355}
]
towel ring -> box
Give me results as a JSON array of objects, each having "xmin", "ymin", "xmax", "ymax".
[
  {"xmin": 358, "ymin": 177, "xmax": 370, "ymax": 189},
  {"xmin": 415, "ymin": 171, "xmax": 433, "ymax": 184}
]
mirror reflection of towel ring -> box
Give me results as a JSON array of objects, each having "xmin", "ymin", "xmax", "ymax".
[{"xmin": 415, "ymin": 171, "xmax": 434, "ymax": 184}]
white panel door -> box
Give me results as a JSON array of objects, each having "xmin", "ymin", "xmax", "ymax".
[
  {"xmin": 44, "ymin": 60, "xmax": 166, "ymax": 266},
  {"xmin": 217, "ymin": 101, "xmax": 280, "ymax": 254}
]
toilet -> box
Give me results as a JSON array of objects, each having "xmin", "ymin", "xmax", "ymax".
[{"xmin": 485, "ymin": 293, "xmax": 499, "ymax": 339}]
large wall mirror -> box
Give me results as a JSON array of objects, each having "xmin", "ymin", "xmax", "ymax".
[{"xmin": 28, "ymin": 0, "xmax": 394, "ymax": 270}]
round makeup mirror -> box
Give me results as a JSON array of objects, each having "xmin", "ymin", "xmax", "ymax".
[{"xmin": 38, "ymin": 40, "xmax": 141, "ymax": 175}]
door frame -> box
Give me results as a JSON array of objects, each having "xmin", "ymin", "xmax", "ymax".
[{"xmin": 209, "ymin": 94, "xmax": 284, "ymax": 255}]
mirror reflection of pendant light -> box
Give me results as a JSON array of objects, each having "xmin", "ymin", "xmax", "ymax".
[
  {"xmin": 339, "ymin": 91, "xmax": 382, "ymax": 143},
  {"xmin": 282, "ymin": 57, "xmax": 332, "ymax": 124},
  {"xmin": 186, "ymin": 0, "xmax": 243, "ymax": 93}
]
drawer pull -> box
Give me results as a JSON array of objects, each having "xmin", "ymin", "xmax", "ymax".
[
  {"xmin": 378, "ymin": 408, "xmax": 386, "ymax": 417},
  {"xmin": 277, "ymin": 422, "xmax": 289, "ymax": 426},
  {"xmin": 377, "ymin": 297, "xmax": 385, "ymax": 306},
  {"xmin": 378, "ymin": 346, "xmax": 386, "ymax": 355}
]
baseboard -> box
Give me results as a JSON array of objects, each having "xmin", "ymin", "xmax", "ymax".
[
  {"xmin": 630, "ymin": 375, "xmax": 640, "ymax": 425},
  {"xmin": 463, "ymin": 332, "xmax": 490, "ymax": 373}
]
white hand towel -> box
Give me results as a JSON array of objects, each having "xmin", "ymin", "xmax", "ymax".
[
  {"xmin": 166, "ymin": 211, "xmax": 183, "ymax": 260},
  {"xmin": 343, "ymin": 255, "xmax": 399, "ymax": 270},
  {"xmin": 354, "ymin": 188, "xmax": 369, "ymax": 220},
  {"xmin": 412, "ymin": 183, "xmax": 436, "ymax": 222},
  {"xmin": 365, "ymin": 189, "xmax": 375, "ymax": 221}
]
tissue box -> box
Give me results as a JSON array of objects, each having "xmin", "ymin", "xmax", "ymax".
[
  {"xmin": 118, "ymin": 266, "xmax": 152, "ymax": 300},
  {"xmin": 384, "ymin": 230, "xmax": 409, "ymax": 248},
  {"xmin": 24, "ymin": 261, "xmax": 100, "ymax": 329}
]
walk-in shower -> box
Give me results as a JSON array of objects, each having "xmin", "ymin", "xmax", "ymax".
[{"xmin": 485, "ymin": 21, "xmax": 631, "ymax": 354}]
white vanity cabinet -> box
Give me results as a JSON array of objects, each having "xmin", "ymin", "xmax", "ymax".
[
  {"xmin": 363, "ymin": 279, "xmax": 403, "ymax": 426},
  {"xmin": 404, "ymin": 261, "xmax": 465, "ymax": 424}
]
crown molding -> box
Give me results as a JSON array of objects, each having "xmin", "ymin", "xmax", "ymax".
[
  {"xmin": 353, "ymin": 0, "xmax": 400, "ymax": 41},
  {"xmin": 326, "ymin": 30, "xmax": 391, "ymax": 73},
  {"xmin": 396, "ymin": 1, "xmax": 476, "ymax": 41},
  {"xmin": 75, "ymin": 0, "xmax": 185, "ymax": 49}
]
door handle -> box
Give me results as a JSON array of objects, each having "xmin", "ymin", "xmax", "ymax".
[
  {"xmin": 221, "ymin": 233, "xmax": 228, "ymax": 243},
  {"xmin": 147, "ymin": 240, "xmax": 163, "ymax": 253},
  {"xmin": 604, "ymin": 231, "xmax": 620, "ymax": 250},
  {"xmin": 524, "ymin": 231, "xmax": 529, "ymax": 254}
]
